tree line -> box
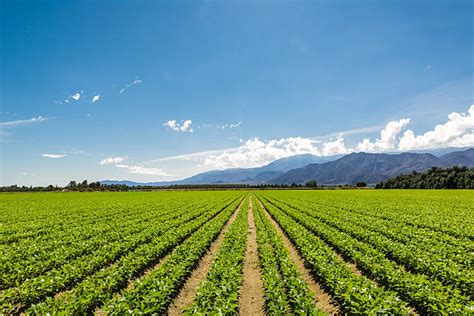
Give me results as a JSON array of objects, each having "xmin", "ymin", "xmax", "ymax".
[{"xmin": 376, "ymin": 166, "xmax": 474, "ymax": 189}]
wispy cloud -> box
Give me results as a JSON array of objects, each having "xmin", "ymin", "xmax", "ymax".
[
  {"xmin": 197, "ymin": 121, "xmax": 244, "ymax": 130},
  {"xmin": 310, "ymin": 124, "xmax": 385, "ymax": 141},
  {"xmin": 42, "ymin": 154, "xmax": 67, "ymax": 159},
  {"xmin": 119, "ymin": 79, "xmax": 142, "ymax": 94},
  {"xmin": 126, "ymin": 165, "xmax": 173, "ymax": 176},
  {"xmin": 99, "ymin": 156, "xmax": 127, "ymax": 165},
  {"xmin": 0, "ymin": 116, "xmax": 48, "ymax": 141},
  {"xmin": 164, "ymin": 119, "xmax": 193, "ymax": 132},
  {"xmin": 0, "ymin": 116, "xmax": 47, "ymax": 128},
  {"xmin": 218, "ymin": 121, "xmax": 243, "ymax": 129}
]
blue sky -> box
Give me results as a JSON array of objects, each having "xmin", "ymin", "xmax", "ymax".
[{"xmin": 1, "ymin": 0, "xmax": 473, "ymax": 186}]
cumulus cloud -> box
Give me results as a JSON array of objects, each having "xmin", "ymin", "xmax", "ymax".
[
  {"xmin": 204, "ymin": 137, "xmax": 323, "ymax": 169},
  {"xmin": 164, "ymin": 119, "xmax": 193, "ymax": 132},
  {"xmin": 42, "ymin": 154, "xmax": 67, "ymax": 159},
  {"xmin": 99, "ymin": 156, "xmax": 127, "ymax": 165},
  {"xmin": 92, "ymin": 95, "xmax": 101, "ymax": 103},
  {"xmin": 399, "ymin": 105, "xmax": 474, "ymax": 150},
  {"xmin": 321, "ymin": 135, "xmax": 350, "ymax": 156},
  {"xmin": 357, "ymin": 118, "xmax": 411, "ymax": 152}
]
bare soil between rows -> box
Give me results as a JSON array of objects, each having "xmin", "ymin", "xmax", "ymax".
[
  {"xmin": 167, "ymin": 198, "xmax": 245, "ymax": 315},
  {"xmin": 256, "ymin": 197, "xmax": 339, "ymax": 314},
  {"xmin": 238, "ymin": 196, "xmax": 265, "ymax": 315}
]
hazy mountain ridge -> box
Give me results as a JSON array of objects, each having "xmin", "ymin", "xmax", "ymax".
[
  {"xmin": 271, "ymin": 148, "xmax": 474, "ymax": 185},
  {"xmin": 101, "ymin": 148, "xmax": 473, "ymax": 186}
]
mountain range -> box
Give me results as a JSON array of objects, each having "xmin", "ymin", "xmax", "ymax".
[{"xmin": 101, "ymin": 148, "xmax": 474, "ymax": 186}]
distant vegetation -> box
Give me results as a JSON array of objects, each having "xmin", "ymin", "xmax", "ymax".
[{"xmin": 376, "ymin": 166, "xmax": 474, "ymax": 189}]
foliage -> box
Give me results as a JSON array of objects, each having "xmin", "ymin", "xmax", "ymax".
[{"xmin": 376, "ymin": 166, "xmax": 474, "ymax": 189}]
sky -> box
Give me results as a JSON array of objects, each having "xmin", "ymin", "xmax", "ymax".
[{"xmin": 0, "ymin": 0, "xmax": 473, "ymax": 186}]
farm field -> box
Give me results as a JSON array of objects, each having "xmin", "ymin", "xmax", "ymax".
[{"xmin": 1, "ymin": 190, "xmax": 473, "ymax": 314}]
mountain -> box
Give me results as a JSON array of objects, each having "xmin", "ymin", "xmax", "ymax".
[
  {"xmin": 101, "ymin": 148, "xmax": 473, "ymax": 187},
  {"xmin": 270, "ymin": 148, "xmax": 474, "ymax": 185},
  {"xmin": 172, "ymin": 154, "xmax": 341, "ymax": 184},
  {"xmin": 100, "ymin": 180, "xmax": 173, "ymax": 186},
  {"xmin": 101, "ymin": 154, "xmax": 340, "ymax": 186},
  {"xmin": 439, "ymin": 148, "xmax": 474, "ymax": 168}
]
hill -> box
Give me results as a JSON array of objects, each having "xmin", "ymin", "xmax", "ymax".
[{"xmin": 270, "ymin": 148, "xmax": 474, "ymax": 185}]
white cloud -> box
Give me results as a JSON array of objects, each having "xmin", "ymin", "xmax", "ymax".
[
  {"xmin": 126, "ymin": 165, "xmax": 172, "ymax": 176},
  {"xmin": 321, "ymin": 135, "xmax": 350, "ymax": 156},
  {"xmin": 42, "ymin": 154, "xmax": 67, "ymax": 159},
  {"xmin": 357, "ymin": 118, "xmax": 411, "ymax": 152},
  {"xmin": 0, "ymin": 116, "xmax": 46, "ymax": 128},
  {"xmin": 99, "ymin": 156, "xmax": 127, "ymax": 165},
  {"xmin": 71, "ymin": 93, "xmax": 81, "ymax": 101},
  {"xmin": 92, "ymin": 95, "xmax": 101, "ymax": 103},
  {"xmin": 110, "ymin": 163, "xmax": 173, "ymax": 176},
  {"xmin": 139, "ymin": 104, "xmax": 474, "ymax": 174},
  {"xmin": 204, "ymin": 137, "xmax": 323, "ymax": 169},
  {"xmin": 120, "ymin": 79, "xmax": 142, "ymax": 94},
  {"xmin": 218, "ymin": 121, "xmax": 243, "ymax": 129},
  {"xmin": 20, "ymin": 172, "xmax": 36, "ymax": 176},
  {"xmin": 399, "ymin": 105, "xmax": 474, "ymax": 150},
  {"xmin": 164, "ymin": 119, "xmax": 193, "ymax": 132}
]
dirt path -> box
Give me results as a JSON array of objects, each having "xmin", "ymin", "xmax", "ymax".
[
  {"xmin": 256, "ymin": 197, "xmax": 339, "ymax": 314},
  {"xmin": 167, "ymin": 198, "xmax": 245, "ymax": 315},
  {"xmin": 239, "ymin": 196, "xmax": 265, "ymax": 315}
]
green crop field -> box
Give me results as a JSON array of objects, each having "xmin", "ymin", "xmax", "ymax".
[{"xmin": 1, "ymin": 190, "xmax": 473, "ymax": 314}]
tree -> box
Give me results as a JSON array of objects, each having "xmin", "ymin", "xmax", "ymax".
[
  {"xmin": 356, "ymin": 181, "xmax": 367, "ymax": 188},
  {"xmin": 305, "ymin": 180, "xmax": 318, "ymax": 188}
]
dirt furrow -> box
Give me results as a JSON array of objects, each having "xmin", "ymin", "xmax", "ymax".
[
  {"xmin": 256, "ymin": 197, "xmax": 339, "ymax": 314},
  {"xmin": 239, "ymin": 196, "xmax": 265, "ymax": 315},
  {"xmin": 167, "ymin": 198, "xmax": 245, "ymax": 315}
]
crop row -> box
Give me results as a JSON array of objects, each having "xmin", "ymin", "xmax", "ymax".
[
  {"xmin": 2, "ymin": 196, "xmax": 240, "ymax": 314},
  {"xmin": 1, "ymin": 201, "xmax": 214, "ymax": 289},
  {"xmin": 272, "ymin": 196, "xmax": 473, "ymax": 296},
  {"xmin": 187, "ymin": 195, "xmax": 250, "ymax": 314},
  {"xmin": 273, "ymin": 193, "xmax": 472, "ymax": 264},
  {"xmin": 256, "ymin": 195, "xmax": 410, "ymax": 314},
  {"xmin": 26, "ymin": 196, "xmax": 243, "ymax": 315},
  {"xmin": 100, "ymin": 196, "xmax": 245, "ymax": 314},
  {"xmin": 262, "ymin": 196, "xmax": 472, "ymax": 313},
  {"xmin": 253, "ymin": 197, "xmax": 320, "ymax": 315}
]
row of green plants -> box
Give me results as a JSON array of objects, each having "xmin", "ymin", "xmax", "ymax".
[
  {"xmin": 2, "ymin": 201, "xmax": 213, "ymax": 289},
  {"xmin": 270, "ymin": 196, "xmax": 472, "ymax": 291},
  {"xmin": 265, "ymin": 190, "xmax": 473, "ymax": 240},
  {"xmin": 253, "ymin": 197, "xmax": 322, "ymax": 315},
  {"xmin": 100, "ymin": 197, "xmax": 245, "ymax": 314},
  {"xmin": 262, "ymin": 196, "xmax": 472, "ymax": 313},
  {"xmin": 26, "ymin": 196, "xmax": 242, "ymax": 315},
  {"xmin": 186, "ymin": 195, "xmax": 250, "ymax": 314},
  {"xmin": 2, "ymin": 196, "xmax": 240, "ymax": 314},
  {"xmin": 274, "ymin": 193, "xmax": 472, "ymax": 263},
  {"xmin": 256, "ymin": 195, "xmax": 411, "ymax": 314}
]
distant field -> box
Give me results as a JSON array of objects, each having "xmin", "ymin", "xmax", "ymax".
[{"xmin": 1, "ymin": 190, "xmax": 473, "ymax": 314}]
